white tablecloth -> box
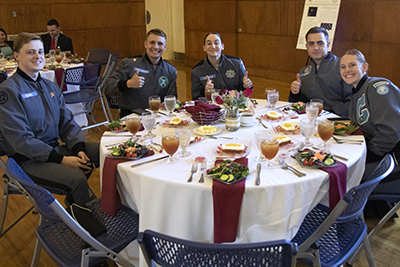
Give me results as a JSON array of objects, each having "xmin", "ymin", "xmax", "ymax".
[{"xmin": 100, "ymin": 100, "xmax": 366, "ymax": 266}]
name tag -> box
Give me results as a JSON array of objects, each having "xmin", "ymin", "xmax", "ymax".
[
  {"xmin": 134, "ymin": 67, "xmax": 150, "ymax": 74},
  {"xmin": 200, "ymin": 74, "xmax": 216, "ymax": 81},
  {"xmin": 21, "ymin": 91, "xmax": 38, "ymax": 99}
]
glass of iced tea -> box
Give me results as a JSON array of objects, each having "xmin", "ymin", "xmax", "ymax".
[
  {"xmin": 162, "ymin": 133, "xmax": 180, "ymax": 163},
  {"xmin": 126, "ymin": 114, "xmax": 141, "ymax": 137},
  {"xmin": 65, "ymin": 50, "xmax": 72, "ymax": 61},
  {"xmin": 55, "ymin": 54, "xmax": 63, "ymax": 64},
  {"xmin": 254, "ymin": 130, "xmax": 271, "ymax": 162},
  {"xmin": 310, "ymin": 99, "xmax": 323, "ymax": 116},
  {"xmin": 261, "ymin": 137, "xmax": 279, "ymax": 166},
  {"xmin": 317, "ymin": 119, "xmax": 334, "ymax": 152},
  {"xmin": 149, "ymin": 95, "xmax": 161, "ymax": 117},
  {"xmin": 205, "ymin": 88, "xmax": 215, "ymax": 103}
]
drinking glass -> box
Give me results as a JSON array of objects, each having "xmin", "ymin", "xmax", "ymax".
[
  {"xmin": 49, "ymin": 49, "xmax": 56, "ymax": 57},
  {"xmin": 211, "ymin": 89, "xmax": 220, "ymax": 104},
  {"xmin": 310, "ymin": 99, "xmax": 323, "ymax": 116},
  {"xmin": 306, "ymin": 102, "xmax": 319, "ymax": 121},
  {"xmin": 254, "ymin": 130, "xmax": 271, "ymax": 161},
  {"xmin": 0, "ymin": 52, "xmax": 4, "ymax": 67},
  {"xmin": 205, "ymin": 88, "xmax": 215, "ymax": 103},
  {"xmin": 164, "ymin": 95, "xmax": 176, "ymax": 117},
  {"xmin": 265, "ymin": 88, "xmax": 276, "ymax": 108},
  {"xmin": 267, "ymin": 90, "xmax": 279, "ymax": 110},
  {"xmin": 261, "ymin": 137, "xmax": 279, "ymax": 167},
  {"xmin": 55, "ymin": 53, "xmax": 63, "ymax": 64},
  {"xmin": 55, "ymin": 48, "xmax": 61, "ymax": 55},
  {"xmin": 126, "ymin": 114, "xmax": 141, "ymax": 137},
  {"xmin": 176, "ymin": 128, "xmax": 191, "ymax": 157},
  {"xmin": 65, "ymin": 50, "xmax": 72, "ymax": 60},
  {"xmin": 317, "ymin": 119, "xmax": 334, "ymax": 152},
  {"xmin": 162, "ymin": 133, "xmax": 180, "ymax": 164},
  {"xmin": 141, "ymin": 111, "xmax": 156, "ymax": 139},
  {"xmin": 149, "ymin": 95, "xmax": 161, "ymax": 117},
  {"xmin": 300, "ymin": 118, "xmax": 315, "ymax": 147}
]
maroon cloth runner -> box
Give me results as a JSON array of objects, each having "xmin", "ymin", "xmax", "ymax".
[
  {"xmin": 320, "ymin": 161, "xmax": 348, "ymax": 211},
  {"xmin": 54, "ymin": 68, "xmax": 67, "ymax": 92},
  {"xmin": 101, "ymin": 150, "xmax": 154, "ymax": 216},
  {"xmin": 212, "ymin": 157, "xmax": 247, "ymax": 243}
]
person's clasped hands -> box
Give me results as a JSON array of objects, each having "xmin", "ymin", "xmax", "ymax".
[
  {"xmin": 127, "ymin": 68, "xmax": 145, "ymax": 88},
  {"xmin": 291, "ymin": 73, "xmax": 301, "ymax": 95},
  {"xmin": 61, "ymin": 151, "xmax": 94, "ymax": 175}
]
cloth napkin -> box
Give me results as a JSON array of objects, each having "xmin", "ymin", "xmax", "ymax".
[
  {"xmin": 212, "ymin": 157, "xmax": 247, "ymax": 243},
  {"xmin": 320, "ymin": 161, "xmax": 348, "ymax": 212},
  {"xmin": 54, "ymin": 68, "xmax": 67, "ymax": 92},
  {"xmin": 101, "ymin": 150, "xmax": 154, "ymax": 216},
  {"xmin": 352, "ymin": 128, "xmax": 363, "ymax": 135},
  {"xmin": 185, "ymin": 100, "xmax": 221, "ymax": 114}
]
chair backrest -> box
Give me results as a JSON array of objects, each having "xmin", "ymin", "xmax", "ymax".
[
  {"xmin": 101, "ymin": 54, "xmax": 121, "ymax": 120},
  {"xmin": 60, "ymin": 63, "xmax": 101, "ymax": 89},
  {"xmin": 138, "ymin": 230, "xmax": 297, "ymax": 267},
  {"xmin": 5, "ymin": 158, "xmax": 59, "ymax": 221},
  {"xmin": 335, "ymin": 154, "xmax": 395, "ymax": 222},
  {"xmin": 86, "ymin": 49, "xmax": 111, "ymax": 66},
  {"xmin": 0, "ymin": 72, "xmax": 7, "ymax": 84}
]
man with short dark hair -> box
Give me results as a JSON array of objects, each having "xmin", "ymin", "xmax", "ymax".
[
  {"xmin": 41, "ymin": 19, "xmax": 73, "ymax": 54},
  {"xmin": 104, "ymin": 28, "xmax": 177, "ymax": 117},
  {"xmin": 289, "ymin": 27, "xmax": 352, "ymax": 116}
]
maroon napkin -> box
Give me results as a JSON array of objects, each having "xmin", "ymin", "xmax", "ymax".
[
  {"xmin": 54, "ymin": 68, "xmax": 67, "ymax": 92},
  {"xmin": 320, "ymin": 161, "xmax": 348, "ymax": 212},
  {"xmin": 212, "ymin": 157, "xmax": 247, "ymax": 243},
  {"xmin": 101, "ymin": 150, "xmax": 154, "ymax": 216},
  {"xmin": 186, "ymin": 100, "xmax": 221, "ymax": 114},
  {"xmin": 351, "ymin": 128, "xmax": 363, "ymax": 135}
]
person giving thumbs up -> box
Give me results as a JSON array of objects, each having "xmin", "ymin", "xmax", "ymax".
[
  {"xmin": 204, "ymin": 75, "xmax": 214, "ymax": 91},
  {"xmin": 127, "ymin": 68, "xmax": 145, "ymax": 88},
  {"xmin": 243, "ymin": 71, "xmax": 253, "ymax": 88},
  {"xmin": 291, "ymin": 73, "xmax": 301, "ymax": 95}
]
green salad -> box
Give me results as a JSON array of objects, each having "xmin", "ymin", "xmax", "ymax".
[
  {"xmin": 334, "ymin": 121, "xmax": 357, "ymax": 135},
  {"xmin": 108, "ymin": 120, "xmax": 127, "ymax": 131},
  {"xmin": 206, "ymin": 160, "xmax": 249, "ymax": 183}
]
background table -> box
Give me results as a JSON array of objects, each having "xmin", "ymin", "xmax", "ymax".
[{"xmin": 100, "ymin": 100, "xmax": 366, "ymax": 266}]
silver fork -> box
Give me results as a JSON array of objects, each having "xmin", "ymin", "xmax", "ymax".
[
  {"xmin": 256, "ymin": 117, "xmax": 268, "ymax": 129},
  {"xmin": 332, "ymin": 136, "xmax": 363, "ymax": 145},
  {"xmin": 187, "ymin": 163, "xmax": 198, "ymax": 183},
  {"xmin": 278, "ymin": 158, "xmax": 306, "ymax": 177},
  {"xmin": 198, "ymin": 161, "xmax": 207, "ymax": 183}
]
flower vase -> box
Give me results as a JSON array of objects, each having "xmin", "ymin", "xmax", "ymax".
[{"xmin": 225, "ymin": 108, "xmax": 240, "ymax": 131}]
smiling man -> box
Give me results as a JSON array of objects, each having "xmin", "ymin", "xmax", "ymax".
[
  {"xmin": 0, "ymin": 32, "xmax": 98, "ymax": 207},
  {"xmin": 191, "ymin": 32, "xmax": 253, "ymax": 100},
  {"xmin": 41, "ymin": 19, "xmax": 73, "ymax": 54},
  {"xmin": 289, "ymin": 27, "xmax": 352, "ymax": 116},
  {"xmin": 104, "ymin": 28, "xmax": 177, "ymax": 117}
]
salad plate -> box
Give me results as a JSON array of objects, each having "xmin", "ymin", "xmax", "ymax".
[{"xmin": 206, "ymin": 160, "xmax": 249, "ymax": 185}]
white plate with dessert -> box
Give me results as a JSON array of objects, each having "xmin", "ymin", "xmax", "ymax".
[
  {"xmin": 212, "ymin": 140, "xmax": 251, "ymax": 158},
  {"xmin": 193, "ymin": 125, "xmax": 222, "ymax": 136},
  {"xmin": 272, "ymin": 122, "xmax": 300, "ymax": 134}
]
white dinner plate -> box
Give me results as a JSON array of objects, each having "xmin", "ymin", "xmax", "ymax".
[
  {"xmin": 241, "ymin": 121, "xmax": 258, "ymax": 127},
  {"xmin": 193, "ymin": 126, "xmax": 222, "ymax": 136}
]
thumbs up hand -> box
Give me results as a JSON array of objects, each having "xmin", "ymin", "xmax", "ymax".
[
  {"xmin": 291, "ymin": 73, "xmax": 301, "ymax": 94},
  {"xmin": 127, "ymin": 68, "xmax": 145, "ymax": 88},
  {"xmin": 204, "ymin": 75, "xmax": 214, "ymax": 91},
  {"xmin": 243, "ymin": 71, "xmax": 253, "ymax": 88}
]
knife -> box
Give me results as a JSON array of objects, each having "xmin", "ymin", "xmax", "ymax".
[
  {"xmin": 131, "ymin": 155, "xmax": 169, "ymax": 168},
  {"xmin": 255, "ymin": 163, "xmax": 262, "ymax": 186}
]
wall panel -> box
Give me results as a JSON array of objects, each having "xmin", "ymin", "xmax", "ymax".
[{"xmin": 0, "ymin": 0, "xmax": 146, "ymax": 58}]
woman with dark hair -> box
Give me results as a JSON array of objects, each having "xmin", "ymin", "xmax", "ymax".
[
  {"xmin": 340, "ymin": 49, "xmax": 400, "ymax": 217},
  {"xmin": 0, "ymin": 28, "xmax": 13, "ymax": 57}
]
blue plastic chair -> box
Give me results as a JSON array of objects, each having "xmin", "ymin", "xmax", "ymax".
[
  {"xmin": 292, "ymin": 154, "xmax": 395, "ymax": 267},
  {"xmin": 138, "ymin": 229, "xmax": 298, "ymax": 267},
  {"xmin": 5, "ymin": 157, "xmax": 139, "ymax": 267},
  {"xmin": 61, "ymin": 63, "xmax": 111, "ymax": 130},
  {"xmin": 0, "ymin": 146, "xmax": 37, "ymax": 238}
]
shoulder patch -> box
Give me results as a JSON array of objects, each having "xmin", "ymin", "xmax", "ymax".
[
  {"xmin": 376, "ymin": 85, "xmax": 389, "ymax": 95},
  {"xmin": 300, "ymin": 65, "xmax": 312, "ymax": 76},
  {"xmin": 118, "ymin": 60, "xmax": 127, "ymax": 69},
  {"xmin": 0, "ymin": 91, "xmax": 8, "ymax": 104},
  {"xmin": 372, "ymin": 81, "xmax": 389, "ymax": 88}
]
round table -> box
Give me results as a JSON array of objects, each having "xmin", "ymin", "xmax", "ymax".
[{"xmin": 100, "ymin": 100, "xmax": 366, "ymax": 266}]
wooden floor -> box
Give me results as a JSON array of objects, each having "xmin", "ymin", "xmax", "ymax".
[{"xmin": 1, "ymin": 61, "xmax": 399, "ymax": 266}]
